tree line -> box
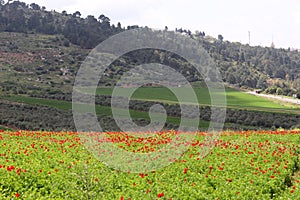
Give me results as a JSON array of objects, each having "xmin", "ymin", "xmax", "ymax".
[
  {"xmin": 1, "ymin": 1, "xmax": 300, "ymax": 94},
  {"xmin": 30, "ymin": 92, "xmax": 300, "ymax": 130},
  {"xmin": 0, "ymin": 1, "xmax": 125, "ymax": 48}
]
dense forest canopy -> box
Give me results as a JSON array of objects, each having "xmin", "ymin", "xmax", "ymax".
[{"xmin": 0, "ymin": 0, "xmax": 300, "ymax": 96}]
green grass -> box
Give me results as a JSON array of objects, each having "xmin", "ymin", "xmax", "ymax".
[
  {"xmin": 78, "ymin": 86, "xmax": 300, "ymax": 114},
  {"xmin": 1, "ymin": 95, "xmax": 72, "ymax": 110},
  {"xmin": 0, "ymin": 95, "xmax": 210, "ymax": 129}
]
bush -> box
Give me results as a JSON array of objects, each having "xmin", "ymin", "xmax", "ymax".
[{"xmin": 276, "ymin": 88, "xmax": 284, "ymax": 95}]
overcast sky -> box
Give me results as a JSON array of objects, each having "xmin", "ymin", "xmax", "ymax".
[{"xmin": 21, "ymin": 0, "xmax": 300, "ymax": 49}]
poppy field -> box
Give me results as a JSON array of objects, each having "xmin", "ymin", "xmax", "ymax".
[{"xmin": 0, "ymin": 129, "xmax": 300, "ymax": 199}]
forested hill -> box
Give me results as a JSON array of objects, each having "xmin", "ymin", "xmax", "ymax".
[
  {"xmin": 0, "ymin": 1, "xmax": 300, "ymax": 96},
  {"xmin": 0, "ymin": 1, "xmax": 125, "ymax": 48}
]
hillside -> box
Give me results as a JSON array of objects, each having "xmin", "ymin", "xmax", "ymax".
[
  {"xmin": 0, "ymin": 32, "xmax": 87, "ymax": 95},
  {"xmin": 0, "ymin": 1, "xmax": 299, "ymax": 131},
  {"xmin": 0, "ymin": 1, "xmax": 300, "ymax": 95}
]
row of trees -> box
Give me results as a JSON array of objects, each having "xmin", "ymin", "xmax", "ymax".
[
  {"xmin": 1, "ymin": 1, "xmax": 300, "ymax": 95},
  {"xmin": 0, "ymin": 1, "xmax": 125, "ymax": 48},
  {"xmin": 29, "ymin": 93, "xmax": 300, "ymax": 129},
  {"xmin": 0, "ymin": 100, "xmax": 178, "ymax": 131},
  {"xmin": 195, "ymin": 35, "xmax": 300, "ymax": 95}
]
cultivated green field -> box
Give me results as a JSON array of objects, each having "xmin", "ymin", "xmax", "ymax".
[
  {"xmin": 1, "ymin": 85, "xmax": 299, "ymax": 131},
  {"xmin": 0, "ymin": 95, "xmax": 211, "ymax": 128},
  {"xmin": 80, "ymin": 87, "xmax": 300, "ymax": 114}
]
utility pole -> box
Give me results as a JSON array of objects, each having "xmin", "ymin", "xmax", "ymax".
[
  {"xmin": 271, "ymin": 35, "xmax": 275, "ymax": 48},
  {"xmin": 248, "ymin": 31, "xmax": 251, "ymax": 46}
]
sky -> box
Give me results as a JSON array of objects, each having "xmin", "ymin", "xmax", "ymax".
[{"xmin": 21, "ymin": 0, "xmax": 300, "ymax": 49}]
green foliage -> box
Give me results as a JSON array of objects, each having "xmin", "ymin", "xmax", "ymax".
[
  {"xmin": 93, "ymin": 86, "xmax": 295, "ymax": 111},
  {"xmin": 276, "ymin": 88, "xmax": 284, "ymax": 95},
  {"xmin": 0, "ymin": 1, "xmax": 300, "ymax": 94},
  {"xmin": 1, "ymin": 91, "xmax": 299, "ymax": 131},
  {"xmin": 0, "ymin": 1, "xmax": 300, "ymax": 132},
  {"xmin": 0, "ymin": 1, "xmax": 300, "ymax": 96},
  {"xmin": 0, "ymin": 1, "xmax": 122, "ymax": 48},
  {"xmin": 0, "ymin": 130, "xmax": 300, "ymax": 199}
]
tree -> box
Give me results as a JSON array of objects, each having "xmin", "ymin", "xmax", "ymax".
[
  {"xmin": 117, "ymin": 22, "xmax": 122, "ymax": 30},
  {"xmin": 86, "ymin": 15, "xmax": 97, "ymax": 23},
  {"xmin": 5, "ymin": 7, "xmax": 26, "ymax": 32},
  {"xmin": 196, "ymin": 31, "xmax": 205, "ymax": 37},
  {"xmin": 98, "ymin": 14, "xmax": 110, "ymax": 30},
  {"xmin": 227, "ymin": 73, "xmax": 236, "ymax": 84},
  {"xmin": 218, "ymin": 34, "xmax": 223, "ymax": 42},
  {"xmin": 62, "ymin": 10, "xmax": 67, "ymax": 16},
  {"xmin": 256, "ymin": 76, "xmax": 267, "ymax": 89},
  {"xmin": 98, "ymin": 14, "xmax": 110, "ymax": 23},
  {"xmin": 72, "ymin": 11, "xmax": 81, "ymax": 18},
  {"xmin": 28, "ymin": 12, "xmax": 41, "ymax": 30},
  {"xmin": 240, "ymin": 52, "xmax": 245, "ymax": 62},
  {"xmin": 176, "ymin": 28, "xmax": 183, "ymax": 33},
  {"xmin": 276, "ymin": 88, "xmax": 283, "ymax": 95},
  {"xmin": 274, "ymin": 69, "xmax": 286, "ymax": 79},
  {"xmin": 30, "ymin": 3, "xmax": 40, "ymax": 10},
  {"xmin": 127, "ymin": 25, "xmax": 138, "ymax": 30}
]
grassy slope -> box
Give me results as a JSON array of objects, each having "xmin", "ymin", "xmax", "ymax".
[
  {"xmin": 90, "ymin": 87, "xmax": 300, "ymax": 114},
  {"xmin": 1, "ymin": 32, "xmax": 298, "ymax": 115},
  {"xmin": 0, "ymin": 32, "xmax": 88, "ymax": 93}
]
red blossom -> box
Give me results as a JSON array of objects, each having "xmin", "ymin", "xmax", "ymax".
[
  {"xmin": 184, "ymin": 168, "xmax": 188, "ymax": 174},
  {"xmin": 157, "ymin": 192, "xmax": 164, "ymax": 198},
  {"xmin": 6, "ymin": 166, "xmax": 15, "ymax": 172},
  {"xmin": 139, "ymin": 173, "xmax": 145, "ymax": 178}
]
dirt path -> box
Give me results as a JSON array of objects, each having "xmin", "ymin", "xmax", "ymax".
[{"xmin": 247, "ymin": 91, "xmax": 300, "ymax": 105}]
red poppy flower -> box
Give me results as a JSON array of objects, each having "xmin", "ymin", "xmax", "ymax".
[
  {"xmin": 139, "ymin": 173, "xmax": 145, "ymax": 178},
  {"xmin": 184, "ymin": 168, "xmax": 188, "ymax": 174},
  {"xmin": 157, "ymin": 192, "xmax": 164, "ymax": 198}
]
